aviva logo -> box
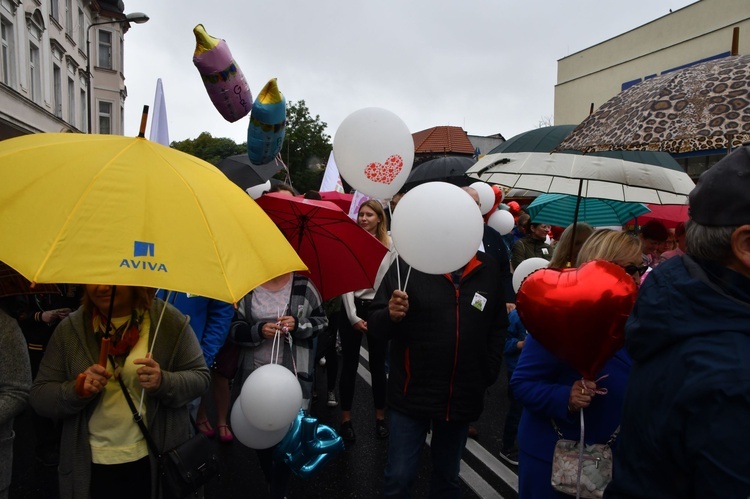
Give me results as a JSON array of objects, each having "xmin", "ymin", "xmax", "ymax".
[{"xmin": 120, "ymin": 241, "xmax": 168, "ymax": 272}]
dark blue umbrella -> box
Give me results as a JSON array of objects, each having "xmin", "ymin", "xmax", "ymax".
[{"xmin": 403, "ymin": 156, "xmax": 476, "ymax": 190}]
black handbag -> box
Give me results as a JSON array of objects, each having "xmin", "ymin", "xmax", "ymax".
[
  {"xmin": 160, "ymin": 432, "xmax": 217, "ymax": 498},
  {"xmin": 114, "ymin": 364, "xmax": 218, "ymax": 498}
]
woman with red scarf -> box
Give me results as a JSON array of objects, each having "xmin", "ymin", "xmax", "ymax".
[{"xmin": 30, "ymin": 285, "xmax": 209, "ymax": 499}]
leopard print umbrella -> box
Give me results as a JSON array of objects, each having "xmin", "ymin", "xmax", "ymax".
[{"xmin": 556, "ymin": 55, "xmax": 750, "ymax": 154}]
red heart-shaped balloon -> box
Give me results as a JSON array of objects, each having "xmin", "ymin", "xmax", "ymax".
[
  {"xmin": 364, "ymin": 155, "xmax": 403, "ymax": 184},
  {"xmin": 516, "ymin": 260, "xmax": 637, "ymax": 380}
]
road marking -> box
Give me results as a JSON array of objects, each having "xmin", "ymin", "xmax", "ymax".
[{"xmin": 358, "ymin": 346, "xmax": 517, "ymax": 498}]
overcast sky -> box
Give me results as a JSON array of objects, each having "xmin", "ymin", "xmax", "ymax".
[{"xmin": 121, "ymin": 0, "xmax": 696, "ymax": 145}]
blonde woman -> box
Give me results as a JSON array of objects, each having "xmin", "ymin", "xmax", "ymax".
[
  {"xmin": 511, "ymin": 230, "xmax": 641, "ymax": 498},
  {"xmin": 339, "ymin": 200, "xmax": 397, "ymax": 442},
  {"xmin": 547, "ymin": 223, "xmax": 595, "ymax": 269}
]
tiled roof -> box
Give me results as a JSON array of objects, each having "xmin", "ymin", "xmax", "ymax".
[{"xmin": 412, "ymin": 126, "xmax": 476, "ymax": 155}]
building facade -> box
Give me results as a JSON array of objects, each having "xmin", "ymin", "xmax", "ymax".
[
  {"xmin": 554, "ymin": 0, "xmax": 750, "ymax": 178},
  {"xmin": 0, "ymin": 0, "xmax": 131, "ymax": 139}
]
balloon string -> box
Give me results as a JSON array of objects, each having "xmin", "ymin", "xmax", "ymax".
[
  {"xmin": 576, "ymin": 408, "xmax": 585, "ymax": 499},
  {"xmin": 288, "ymin": 333, "xmax": 297, "ymax": 378},
  {"xmin": 574, "ymin": 375, "xmax": 609, "ymax": 499},
  {"xmin": 403, "ymin": 266, "xmax": 412, "ymax": 294},
  {"xmin": 138, "ymin": 290, "xmax": 172, "ymax": 415},
  {"xmin": 387, "ymin": 201, "xmax": 402, "ymax": 291},
  {"xmin": 271, "ymin": 330, "xmax": 281, "ymax": 365},
  {"xmin": 582, "ymin": 374, "xmax": 610, "ymax": 396}
]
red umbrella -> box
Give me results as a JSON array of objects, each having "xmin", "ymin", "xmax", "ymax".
[
  {"xmin": 318, "ymin": 191, "xmax": 354, "ymax": 213},
  {"xmin": 255, "ymin": 193, "xmax": 389, "ymax": 300},
  {"xmin": 629, "ymin": 204, "xmax": 688, "ymax": 229}
]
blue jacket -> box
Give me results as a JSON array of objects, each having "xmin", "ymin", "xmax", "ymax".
[
  {"xmin": 511, "ymin": 334, "xmax": 631, "ymax": 463},
  {"xmin": 503, "ymin": 309, "xmax": 527, "ymax": 373},
  {"xmin": 605, "ymin": 255, "xmax": 750, "ymax": 498},
  {"xmin": 155, "ymin": 291, "xmax": 234, "ymax": 367}
]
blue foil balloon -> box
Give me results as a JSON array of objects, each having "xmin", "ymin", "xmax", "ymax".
[
  {"xmin": 273, "ymin": 409, "xmax": 344, "ymax": 479},
  {"xmin": 246, "ymin": 78, "xmax": 286, "ymax": 166}
]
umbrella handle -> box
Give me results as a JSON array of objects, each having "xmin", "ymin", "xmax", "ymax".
[
  {"xmin": 74, "ymin": 337, "xmax": 111, "ymax": 398},
  {"xmin": 98, "ymin": 337, "xmax": 111, "ymax": 367}
]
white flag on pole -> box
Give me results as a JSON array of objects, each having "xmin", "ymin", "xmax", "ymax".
[
  {"xmin": 348, "ymin": 190, "xmax": 370, "ymax": 221},
  {"xmin": 149, "ymin": 78, "xmax": 170, "ymax": 147},
  {"xmin": 320, "ymin": 152, "xmax": 345, "ymax": 193}
]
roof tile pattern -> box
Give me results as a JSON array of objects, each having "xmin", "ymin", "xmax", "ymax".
[{"xmin": 412, "ymin": 126, "xmax": 475, "ymax": 155}]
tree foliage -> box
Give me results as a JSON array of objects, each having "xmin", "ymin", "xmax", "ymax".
[
  {"xmin": 171, "ymin": 132, "xmax": 245, "ymax": 165},
  {"xmin": 170, "ymin": 100, "xmax": 332, "ymax": 194},
  {"xmin": 281, "ymin": 100, "xmax": 332, "ymax": 194}
]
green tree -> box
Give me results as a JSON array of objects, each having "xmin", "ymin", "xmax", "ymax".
[
  {"xmin": 281, "ymin": 100, "xmax": 332, "ymax": 194},
  {"xmin": 171, "ymin": 132, "xmax": 245, "ymax": 165}
]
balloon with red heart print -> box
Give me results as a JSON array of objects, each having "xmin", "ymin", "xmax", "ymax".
[
  {"xmin": 516, "ymin": 260, "xmax": 638, "ymax": 380},
  {"xmin": 333, "ymin": 108, "xmax": 415, "ymax": 199}
]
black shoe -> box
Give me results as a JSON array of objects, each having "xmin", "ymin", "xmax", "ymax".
[
  {"xmin": 375, "ymin": 419, "xmax": 389, "ymax": 439},
  {"xmin": 499, "ymin": 448, "xmax": 519, "ymax": 466},
  {"xmin": 340, "ymin": 420, "xmax": 356, "ymax": 442}
]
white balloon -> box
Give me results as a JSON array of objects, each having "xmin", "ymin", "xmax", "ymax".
[
  {"xmin": 488, "ymin": 210, "xmax": 515, "ymax": 235},
  {"xmin": 333, "ymin": 108, "xmax": 415, "ymax": 199},
  {"xmin": 246, "ymin": 181, "xmax": 271, "ymax": 200},
  {"xmin": 513, "ymin": 257, "xmax": 550, "ymax": 294},
  {"xmin": 470, "ymin": 182, "xmax": 495, "ymax": 215},
  {"xmin": 239, "ymin": 364, "xmax": 302, "ymax": 432},
  {"xmin": 231, "ymin": 400, "xmax": 290, "ymax": 449},
  {"xmin": 391, "ymin": 182, "xmax": 484, "ymax": 275}
]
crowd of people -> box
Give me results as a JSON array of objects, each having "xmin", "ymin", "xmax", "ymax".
[{"xmin": 1, "ymin": 146, "xmax": 749, "ymax": 499}]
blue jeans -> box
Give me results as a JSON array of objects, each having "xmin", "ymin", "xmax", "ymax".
[{"xmin": 383, "ymin": 410, "xmax": 469, "ymax": 498}]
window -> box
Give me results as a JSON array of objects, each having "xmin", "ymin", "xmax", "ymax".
[
  {"xmin": 80, "ymin": 88, "xmax": 86, "ymax": 132},
  {"xmin": 53, "ymin": 65, "xmax": 62, "ymax": 117},
  {"xmin": 1, "ymin": 18, "xmax": 14, "ymax": 86},
  {"xmin": 65, "ymin": 0, "xmax": 72, "ymax": 36},
  {"xmin": 120, "ymin": 104, "xmax": 124, "ymax": 135},
  {"xmin": 77, "ymin": 8, "xmax": 84, "ymax": 46},
  {"xmin": 68, "ymin": 77, "xmax": 75, "ymax": 126},
  {"xmin": 99, "ymin": 101, "xmax": 112, "ymax": 134},
  {"xmin": 29, "ymin": 43, "xmax": 41, "ymax": 104},
  {"xmin": 119, "ymin": 34, "xmax": 123, "ymax": 73},
  {"xmin": 97, "ymin": 29, "xmax": 111, "ymax": 69},
  {"xmin": 50, "ymin": 0, "xmax": 59, "ymax": 22}
]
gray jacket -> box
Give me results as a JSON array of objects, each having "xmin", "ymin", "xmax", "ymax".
[
  {"xmin": 0, "ymin": 309, "xmax": 31, "ymax": 497},
  {"xmin": 30, "ymin": 299, "xmax": 210, "ymax": 499}
]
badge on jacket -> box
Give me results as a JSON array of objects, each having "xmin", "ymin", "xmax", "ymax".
[{"xmin": 471, "ymin": 293, "xmax": 487, "ymax": 311}]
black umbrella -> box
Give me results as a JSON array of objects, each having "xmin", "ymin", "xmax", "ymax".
[
  {"xmin": 403, "ymin": 156, "xmax": 476, "ymax": 190},
  {"xmin": 215, "ymin": 154, "xmax": 286, "ymax": 190}
]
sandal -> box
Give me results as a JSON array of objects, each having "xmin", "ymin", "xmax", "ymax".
[
  {"xmin": 217, "ymin": 424, "xmax": 234, "ymax": 443},
  {"xmin": 195, "ymin": 419, "xmax": 215, "ymax": 438}
]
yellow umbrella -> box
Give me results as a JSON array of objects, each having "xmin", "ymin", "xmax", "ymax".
[{"xmin": 0, "ymin": 133, "xmax": 306, "ymax": 303}]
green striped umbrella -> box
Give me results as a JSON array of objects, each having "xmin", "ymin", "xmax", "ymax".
[{"xmin": 527, "ymin": 194, "xmax": 650, "ymax": 227}]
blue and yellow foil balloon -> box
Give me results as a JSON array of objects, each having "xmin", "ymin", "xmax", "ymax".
[
  {"xmin": 247, "ymin": 78, "xmax": 286, "ymax": 165},
  {"xmin": 192, "ymin": 24, "xmax": 252, "ymax": 123}
]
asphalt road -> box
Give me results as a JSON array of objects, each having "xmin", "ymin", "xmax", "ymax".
[{"xmin": 10, "ymin": 343, "xmax": 519, "ymax": 498}]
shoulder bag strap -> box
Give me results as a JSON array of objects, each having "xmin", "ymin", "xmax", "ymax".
[
  {"xmin": 111, "ymin": 354, "xmax": 162, "ymax": 458},
  {"xmin": 552, "ymin": 418, "xmax": 620, "ymax": 446}
]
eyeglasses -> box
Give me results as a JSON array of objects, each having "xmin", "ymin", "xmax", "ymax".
[{"xmin": 620, "ymin": 264, "xmax": 649, "ymax": 276}]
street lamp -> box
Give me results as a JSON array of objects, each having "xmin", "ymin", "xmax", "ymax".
[{"xmin": 86, "ymin": 11, "xmax": 149, "ymax": 133}]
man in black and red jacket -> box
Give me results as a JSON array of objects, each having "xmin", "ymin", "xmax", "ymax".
[{"xmin": 369, "ymin": 252, "xmax": 507, "ymax": 498}]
